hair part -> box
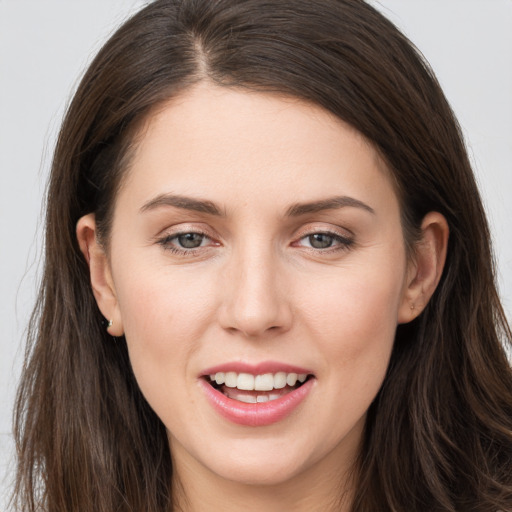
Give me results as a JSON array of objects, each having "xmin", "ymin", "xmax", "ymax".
[{"xmin": 14, "ymin": 1, "xmax": 512, "ymax": 511}]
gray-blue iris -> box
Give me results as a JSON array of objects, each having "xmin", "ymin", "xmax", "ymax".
[
  {"xmin": 309, "ymin": 233, "xmax": 334, "ymax": 249},
  {"xmin": 178, "ymin": 233, "xmax": 204, "ymax": 248}
]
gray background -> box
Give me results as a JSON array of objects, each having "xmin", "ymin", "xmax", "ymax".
[{"xmin": 1, "ymin": 1, "xmax": 511, "ymax": 508}]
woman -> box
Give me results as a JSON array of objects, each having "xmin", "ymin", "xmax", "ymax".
[{"xmin": 13, "ymin": 0, "xmax": 512, "ymax": 511}]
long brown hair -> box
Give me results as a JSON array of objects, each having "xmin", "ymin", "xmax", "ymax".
[{"xmin": 13, "ymin": 1, "xmax": 512, "ymax": 510}]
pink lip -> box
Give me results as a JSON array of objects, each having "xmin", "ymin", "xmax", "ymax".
[
  {"xmin": 199, "ymin": 363, "xmax": 315, "ymax": 427},
  {"xmin": 201, "ymin": 361, "xmax": 312, "ymax": 376}
]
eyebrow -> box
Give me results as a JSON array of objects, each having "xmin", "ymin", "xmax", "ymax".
[
  {"xmin": 139, "ymin": 193, "xmax": 375, "ymax": 217},
  {"xmin": 140, "ymin": 194, "xmax": 224, "ymax": 216},
  {"xmin": 285, "ymin": 196, "xmax": 375, "ymax": 216}
]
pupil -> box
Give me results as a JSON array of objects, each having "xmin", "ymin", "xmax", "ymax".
[
  {"xmin": 309, "ymin": 233, "xmax": 333, "ymax": 249},
  {"xmin": 178, "ymin": 233, "xmax": 203, "ymax": 248}
]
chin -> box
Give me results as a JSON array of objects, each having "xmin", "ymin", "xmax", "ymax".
[{"xmin": 210, "ymin": 454, "xmax": 307, "ymax": 487}]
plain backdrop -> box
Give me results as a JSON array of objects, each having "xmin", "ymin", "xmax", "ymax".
[{"xmin": 1, "ymin": 0, "xmax": 511, "ymax": 507}]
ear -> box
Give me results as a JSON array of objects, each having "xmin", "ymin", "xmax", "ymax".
[
  {"xmin": 398, "ymin": 212, "xmax": 449, "ymax": 324},
  {"xmin": 76, "ymin": 214, "xmax": 124, "ymax": 336}
]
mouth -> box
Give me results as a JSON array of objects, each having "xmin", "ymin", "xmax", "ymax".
[{"xmin": 204, "ymin": 371, "xmax": 314, "ymax": 404}]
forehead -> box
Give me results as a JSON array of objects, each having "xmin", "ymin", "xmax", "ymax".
[{"xmin": 118, "ymin": 83, "xmax": 397, "ymax": 216}]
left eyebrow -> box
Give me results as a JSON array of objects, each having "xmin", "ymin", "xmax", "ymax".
[{"xmin": 285, "ymin": 196, "xmax": 375, "ymax": 217}]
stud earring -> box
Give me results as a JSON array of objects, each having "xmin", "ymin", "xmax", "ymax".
[
  {"xmin": 410, "ymin": 304, "xmax": 415, "ymax": 311},
  {"xmin": 106, "ymin": 319, "xmax": 113, "ymax": 330}
]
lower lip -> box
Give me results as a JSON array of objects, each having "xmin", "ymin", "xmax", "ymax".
[{"xmin": 199, "ymin": 378, "xmax": 314, "ymax": 427}]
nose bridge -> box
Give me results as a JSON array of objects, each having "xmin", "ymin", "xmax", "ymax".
[{"xmin": 219, "ymin": 237, "xmax": 291, "ymax": 337}]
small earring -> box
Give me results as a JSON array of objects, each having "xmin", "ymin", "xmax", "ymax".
[
  {"xmin": 410, "ymin": 304, "xmax": 415, "ymax": 311},
  {"xmin": 106, "ymin": 319, "xmax": 113, "ymax": 330}
]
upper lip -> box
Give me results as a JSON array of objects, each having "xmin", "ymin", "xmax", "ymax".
[{"xmin": 201, "ymin": 361, "xmax": 313, "ymax": 377}]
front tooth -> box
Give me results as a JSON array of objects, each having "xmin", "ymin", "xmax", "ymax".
[
  {"xmin": 215, "ymin": 372, "xmax": 225, "ymax": 385},
  {"xmin": 225, "ymin": 372, "xmax": 237, "ymax": 388},
  {"xmin": 257, "ymin": 395, "xmax": 269, "ymax": 403},
  {"xmin": 237, "ymin": 373, "xmax": 255, "ymax": 390},
  {"xmin": 286, "ymin": 373, "xmax": 298, "ymax": 386},
  {"xmin": 268, "ymin": 393, "xmax": 281, "ymax": 401},
  {"xmin": 274, "ymin": 372, "xmax": 287, "ymax": 389},
  {"xmin": 254, "ymin": 373, "xmax": 274, "ymax": 391},
  {"xmin": 298, "ymin": 374, "xmax": 308, "ymax": 383},
  {"xmin": 237, "ymin": 395, "xmax": 257, "ymax": 404}
]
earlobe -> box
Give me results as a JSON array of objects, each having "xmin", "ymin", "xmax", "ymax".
[
  {"xmin": 398, "ymin": 212, "xmax": 449, "ymax": 324},
  {"xmin": 76, "ymin": 214, "xmax": 124, "ymax": 336}
]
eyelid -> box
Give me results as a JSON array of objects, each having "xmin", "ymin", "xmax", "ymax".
[
  {"xmin": 154, "ymin": 223, "xmax": 221, "ymax": 253},
  {"xmin": 291, "ymin": 224, "xmax": 355, "ymax": 252},
  {"xmin": 292, "ymin": 223, "xmax": 354, "ymax": 240},
  {"xmin": 295, "ymin": 232, "xmax": 353, "ymax": 248},
  {"xmin": 153, "ymin": 223, "xmax": 354, "ymax": 255},
  {"xmin": 155, "ymin": 222, "xmax": 217, "ymax": 239}
]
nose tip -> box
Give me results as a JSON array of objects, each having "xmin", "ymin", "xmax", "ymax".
[
  {"xmin": 223, "ymin": 301, "xmax": 290, "ymax": 338},
  {"xmin": 218, "ymin": 257, "xmax": 292, "ymax": 338}
]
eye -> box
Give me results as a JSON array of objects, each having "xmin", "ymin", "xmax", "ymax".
[
  {"xmin": 157, "ymin": 230, "xmax": 215, "ymax": 254},
  {"xmin": 295, "ymin": 231, "xmax": 353, "ymax": 251},
  {"xmin": 306, "ymin": 233, "xmax": 336, "ymax": 249}
]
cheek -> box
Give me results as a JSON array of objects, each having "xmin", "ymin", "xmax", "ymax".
[
  {"xmin": 111, "ymin": 260, "xmax": 217, "ymax": 400},
  {"xmin": 112, "ymin": 267, "xmax": 215, "ymax": 425},
  {"xmin": 115, "ymin": 260, "xmax": 213, "ymax": 342},
  {"xmin": 299, "ymin": 249, "xmax": 406, "ymax": 375}
]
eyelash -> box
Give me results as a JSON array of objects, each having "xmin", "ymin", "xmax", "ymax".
[
  {"xmin": 157, "ymin": 230, "xmax": 215, "ymax": 255},
  {"xmin": 156, "ymin": 229, "xmax": 354, "ymax": 256},
  {"xmin": 293, "ymin": 231, "xmax": 354, "ymax": 253}
]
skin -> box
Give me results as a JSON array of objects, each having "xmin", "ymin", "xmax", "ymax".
[{"xmin": 77, "ymin": 83, "xmax": 448, "ymax": 511}]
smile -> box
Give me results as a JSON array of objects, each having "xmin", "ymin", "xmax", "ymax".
[
  {"xmin": 200, "ymin": 364, "xmax": 315, "ymax": 426},
  {"xmin": 207, "ymin": 371, "xmax": 309, "ymax": 403}
]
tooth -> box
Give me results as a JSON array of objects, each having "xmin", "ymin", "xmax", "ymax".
[
  {"xmin": 215, "ymin": 372, "xmax": 225, "ymax": 385},
  {"xmin": 274, "ymin": 372, "xmax": 287, "ymax": 389},
  {"xmin": 254, "ymin": 373, "xmax": 274, "ymax": 391},
  {"xmin": 237, "ymin": 373, "xmax": 255, "ymax": 390},
  {"xmin": 286, "ymin": 373, "xmax": 298, "ymax": 386},
  {"xmin": 298, "ymin": 374, "xmax": 308, "ymax": 383},
  {"xmin": 268, "ymin": 393, "xmax": 281, "ymax": 401},
  {"xmin": 237, "ymin": 395, "xmax": 257, "ymax": 404},
  {"xmin": 257, "ymin": 395, "xmax": 269, "ymax": 403},
  {"xmin": 225, "ymin": 372, "xmax": 237, "ymax": 388}
]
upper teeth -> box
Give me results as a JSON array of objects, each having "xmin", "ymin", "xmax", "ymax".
[{"xmin": 209, "ymin": 371, "xmax": 308, "ymax": 391}]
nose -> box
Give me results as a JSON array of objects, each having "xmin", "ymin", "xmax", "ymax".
[{"xmin": 218, "ymin": 245, "xmax": 293, "ymax": 338}]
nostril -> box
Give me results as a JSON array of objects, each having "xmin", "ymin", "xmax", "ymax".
[{"xmin": 217, "ymin": 279, "xmax": 293, "ymax": 337}]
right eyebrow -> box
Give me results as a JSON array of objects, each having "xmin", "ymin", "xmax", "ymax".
[{"xmin": 139, "ymin": 193, "xmax": 224, "ymax": 216}]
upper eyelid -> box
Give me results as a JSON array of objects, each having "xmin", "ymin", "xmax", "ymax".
[
  {"xmin": 154, "ymin": 223, "xmax": 354, "ymax": 245},
  {"xmin": 293, "ymin": 224, "xmax": 354, "ymax": 239},
  {"xmin": 156, "ymin": 223, "xmax": 216, "ymax": 238}
]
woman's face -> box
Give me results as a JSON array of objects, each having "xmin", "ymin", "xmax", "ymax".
[{"xmin": 100, "ymin": 84, "xmax": 415, "ymax": 486}]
